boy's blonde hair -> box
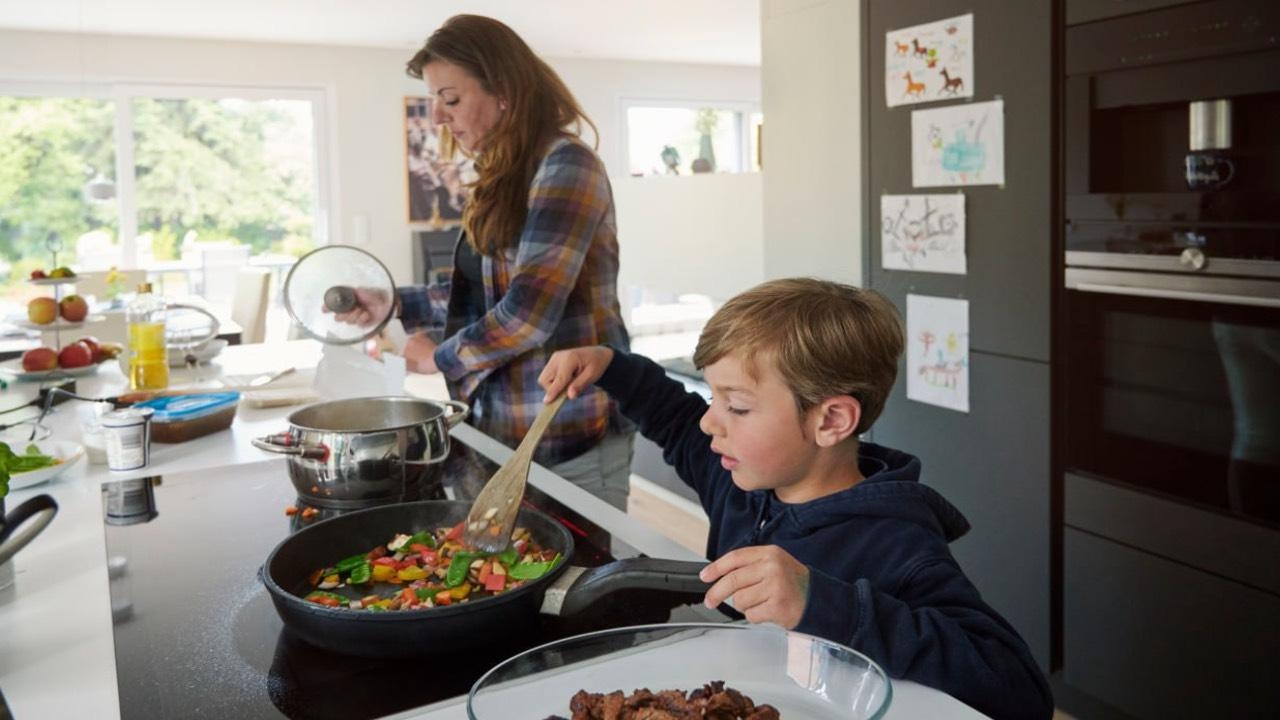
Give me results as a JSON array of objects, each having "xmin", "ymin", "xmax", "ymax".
[{"xmin": 693, "ymin": 278, "xmax": 904, "ymax": 434}]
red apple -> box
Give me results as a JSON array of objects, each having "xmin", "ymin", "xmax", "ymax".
[
  {"xmin": 57, "ymin": 341, "xmax": 94, "ymax": 369},
  {"xmin": 78, "ymin": 335, "xmax": 101, "ymax": 359},
  {"xmin": 27, "ymin": 297, "xmax": 57, "ymax": 325},
  {"xmin": 21, "ymin": 347, "xmax": 58, "ymax": 372},
  {"xmin": 59, "ymin": 294, "xmax": 89, "ymax": 322},
  {"xmin": 30, "ymin": 269, "xmax": 47, "ymax": 279}
]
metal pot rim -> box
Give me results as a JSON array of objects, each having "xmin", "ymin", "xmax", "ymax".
[{"xmin": 285, "ymin": 396, "xmax": 456, "ymax": 433}]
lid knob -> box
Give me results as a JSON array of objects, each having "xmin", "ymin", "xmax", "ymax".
[{"xmin": 323, "ymin": 286, "xmax": 357, "ymax": 314}]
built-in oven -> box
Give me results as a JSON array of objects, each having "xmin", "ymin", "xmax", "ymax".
[
  {"xmin": 1062, "ymin": 0, "xmax": 1280, "ymax": 526},
  {"xmin": 1056, "ymin": 3, "xmax": 1280, "ymax": 716}
]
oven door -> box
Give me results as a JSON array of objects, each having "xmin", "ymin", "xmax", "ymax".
[{"xmin": 1063, "ymin": 268, "xmax": 1280, "ymax": 526}]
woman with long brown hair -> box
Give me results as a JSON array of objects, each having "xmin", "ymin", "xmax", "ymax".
[{"xmin": 380, "ymin": 14, "xmax": 633, "ymax": 509}]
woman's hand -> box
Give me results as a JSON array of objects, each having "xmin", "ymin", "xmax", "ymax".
[
  {"xmin": 328, "ymin": 287, "xmax": 394, "ymax": 327},
  {"xmin": 403, "ymin": 332, "xmax": 439, "ymax": 374},
  {"xmin": 538, "ymin": 346, "xmax": 614, "ymax": 402},
  {"xmin": 700, "ymin": 545, "xmax": 810, "ymax": 630}
]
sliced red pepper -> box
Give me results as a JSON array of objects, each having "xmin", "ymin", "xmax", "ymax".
[
  {"xmin": 445, "ymin": 522, "xmax": 464, "ymax": 541},
  {"xmin": 410, "ymin": 543, "xmax": 433, "ymax": 555},
  {"xmin": 434, "ymin": 590, "xmax": 453, "ymax": 606},
  {"xmin": 477, "ymin": 561, "xmax": 492, "ymax": 585},
  {"xmin": 483, "ymin": 573, "xmax": 506, "ymax": 592},
  {"xmin": 372, "ymin": 557, "xmax": 398, "ymax": 566},
  {"xmin": 400, "ymin": 588, "xmax": 416, "ymax": 605}
]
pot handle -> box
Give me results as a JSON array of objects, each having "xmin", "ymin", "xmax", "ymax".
[
  {"xmin": 441, "ymin": 400, "xmax": 470, "ymax": 429},
  {"xmin": 251, "ymin": 433, "xmax": 330, "ymax": 461},
  {"xmin": 0, "ymin": 494, "xmax": 59, "ymax": 566},
  {"xmin": 548, "ymin": 557, "xmax": 711, "ymax": 617}
]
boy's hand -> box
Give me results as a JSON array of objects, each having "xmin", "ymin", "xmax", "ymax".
[
  {"xmin": 700, "ymin": 546, "xmax": 810, "ymax": 630},
  {"xmin": 539, "ymin": 347, "xmax": 614, "ymax": 402}
]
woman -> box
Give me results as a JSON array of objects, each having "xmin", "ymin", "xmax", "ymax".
[{"xmin": 373, "ymin": 14, "xmax": 633, "ymax": 510}]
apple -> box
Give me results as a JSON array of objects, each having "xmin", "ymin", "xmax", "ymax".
[
  {"xmin": 30, "ymin": 269, "xmax": 47, "ymax": 279},
  {"xmin": 59, "ymin": 294, "xmax": 89, "ymax": 322},
  {"xmin": 78, "ymin": 335, "xmax": 101, "ymax": 359},
  {"xmin": 27, "ymin": 297, "xmax": 57, "ymax": 325},
  {"xmin": 21, "ymin": 347, "xmax": 58, "ymax": 372},
  {"xmin": 57, "ymin": 341, "xmax": 95, "ymax": 369}
]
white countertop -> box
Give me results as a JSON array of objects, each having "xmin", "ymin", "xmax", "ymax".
[{"xmin": 0, "ymin": 341, "xmax": 987, "ymax": 719}]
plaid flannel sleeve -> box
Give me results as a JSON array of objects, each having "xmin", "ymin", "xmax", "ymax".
[
  {"xmin": 395, "ymin": 281, "xmax": 450, "ymax": 333},
  {"xmin": 433, "ymin": 141, "xmax": 609, "ymax": 383}
]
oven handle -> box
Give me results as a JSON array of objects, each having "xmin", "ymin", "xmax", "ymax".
[{"xmin": 1074, "ymin": 283, "xmax": 1280, "ymax": 309}]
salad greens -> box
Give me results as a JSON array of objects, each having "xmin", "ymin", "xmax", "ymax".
[{"xmin": 0, "ymin": 441, "xmax": 59, "ymax": 499}]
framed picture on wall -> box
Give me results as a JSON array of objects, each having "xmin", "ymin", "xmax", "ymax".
[{"xmin": 404, "ymin": 97, "xmax": 472, "ymax": 227}]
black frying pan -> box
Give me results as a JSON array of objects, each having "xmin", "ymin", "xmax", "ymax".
[{"xmin": 261, "ymin": 500, "xmax": 710, "ymax": 658}]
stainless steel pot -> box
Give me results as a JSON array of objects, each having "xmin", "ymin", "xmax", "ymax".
[{"xmin": 252, "ymin": 396, "xmax": 469, "ymax": 508}]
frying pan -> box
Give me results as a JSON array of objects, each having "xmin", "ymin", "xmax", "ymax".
[{"xmin": 261, "ymin": 500, "xmax": 711, "ymax": 658}]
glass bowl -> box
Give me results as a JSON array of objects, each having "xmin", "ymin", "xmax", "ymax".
[{"xmin": 467, "ymin": 623, "xmax": 892, "ymax": 720}]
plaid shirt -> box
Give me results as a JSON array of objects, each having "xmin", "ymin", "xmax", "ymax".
[{"xmin": 397, "ymin": 136, "xmax": 630, "ymax": 465}]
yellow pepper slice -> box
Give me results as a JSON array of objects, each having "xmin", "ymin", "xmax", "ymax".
[
  {"xmin": 371, "ymin": 564, "xmax": 396, "ymax": 582},
  {"xmin": 397, "ymin": 566, "xmax": 428, "ymax": 581},
  {"xmin": 449, "ymin": 582, "xmax": 471, "ymax": 600}
]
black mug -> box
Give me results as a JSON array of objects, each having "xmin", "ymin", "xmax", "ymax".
[{"xmin": 1185, "ymin": 152, "xmax": 1235, "ymax": 191}]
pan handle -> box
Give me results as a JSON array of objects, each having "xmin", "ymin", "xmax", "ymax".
[
  {"xmin": 251, "ymin": 433, "xmax": 330, "ymax": 461},
  {"xmin": 0, "ymin": 494, "xmax": 59, "ymax": 566},
  {"xmin": 441, "ymin": 400, "xmax": 470, "ymax": 429},
  {"xmin": 549, "ymin": 557, "xmax": 710, "ymax": 617}
]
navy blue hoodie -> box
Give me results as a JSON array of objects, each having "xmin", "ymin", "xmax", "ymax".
[{"xmin": 597, "ymin": 350, "xmax": 1053, "ymax": 720}]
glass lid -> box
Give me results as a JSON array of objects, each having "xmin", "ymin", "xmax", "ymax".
[{"xmin": 282, "ymin": 245, "xmax": 396, "ymax": 345}]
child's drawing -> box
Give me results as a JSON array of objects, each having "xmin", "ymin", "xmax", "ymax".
[
  {"xmin": 907, "ymin": 294, "xmax": 970, "ymax": 413},
  {"xmin": 881, "ymin": 194, "xmax": 966, "ymax": 274},
  {"xmin": 912, "ymin": 100, "xmax": 1005, "ymax": 188},
  {"xmin": 885, "ymin": 14, "xmax": 974, "ymax": 108}
]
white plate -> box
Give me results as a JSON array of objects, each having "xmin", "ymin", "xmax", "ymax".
[
  {"xmin": 0, "ymin": 357, "xmax": 104, "ymax": 381},
  {"xmin": 26, "ymin": 276, "xmax": 78, "ymax": 286},
  {"xmin": 11, "ymin": 315, "xmax": 104, "ymax": 331},
  {"xmin": 2, "ymin": 440, "xmax": 84, "ymax": 490}
]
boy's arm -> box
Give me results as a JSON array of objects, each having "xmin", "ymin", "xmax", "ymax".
[
  {"xmin": 801, "ymin": 561, "xmax": 1053, "ymax": 720},
  {"xmin": 593, "ymin": 349, "xmax": 720, "ymax": 499}
]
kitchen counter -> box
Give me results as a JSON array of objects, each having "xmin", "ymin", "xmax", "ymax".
[{"xmin": 0, "ymin": 341, "xmax": 989, "ymax": 719}]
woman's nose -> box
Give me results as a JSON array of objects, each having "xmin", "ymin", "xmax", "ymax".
[{"xmin": 430, "ymin": 102, "xmax": 446, "ymax": 125}]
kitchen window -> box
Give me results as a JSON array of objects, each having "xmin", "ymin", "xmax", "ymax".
[
  {"xmin": 622, "ymin": 99, "xmax": 761, "ymax": 177},
  {"xmin": 0, "ymin": 83, "xmax": 329, "ymax": 309}
]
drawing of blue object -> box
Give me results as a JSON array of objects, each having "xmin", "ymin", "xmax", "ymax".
[{"xmin": 941, "ymin": 128, "xmax": 985, "ymax": 174}]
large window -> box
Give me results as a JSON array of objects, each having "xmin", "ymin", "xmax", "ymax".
[
  {"xmin": 623, "ymin": 100, "xmax": 761, "ymax": 177},
  {"xmin": 0, "ymin": 84, "xmax": 327, "ymax": 310}
]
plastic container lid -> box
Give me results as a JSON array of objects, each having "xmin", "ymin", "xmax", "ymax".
[{"xmin": 132, "ymin": 393, "xmax": 241, "ymax": 425}]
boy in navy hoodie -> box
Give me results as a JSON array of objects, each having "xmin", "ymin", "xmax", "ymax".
[{"xmin": 539, "ymin": 278, "xmax": 1053, "ymax": 720}]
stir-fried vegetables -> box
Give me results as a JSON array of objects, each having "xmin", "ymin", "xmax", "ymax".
[
  {"xmin": 303, "ymin": 522, "xmax": 562, "ymax": 612},
  {"xmin": 0, "ymin": 442, "xmax": 60, "ymax": 498}
]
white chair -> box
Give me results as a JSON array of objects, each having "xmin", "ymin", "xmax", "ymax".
[
  {"xmin": 191, "ymin": 244, "xmax": 251, "ymax": 305},
  {"xmin": 231, "ymin": 267, "xmax": 272, "ymax": 344}
]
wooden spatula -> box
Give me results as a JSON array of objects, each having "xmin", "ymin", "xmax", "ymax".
[{"xmin": 463, "ymin": 394, "xmax": 568, "ymax": 553}]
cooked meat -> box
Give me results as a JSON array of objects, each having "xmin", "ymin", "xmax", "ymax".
[{"xmin": 558, "ymin": 682, "xmax": 777, "ymax": 719}]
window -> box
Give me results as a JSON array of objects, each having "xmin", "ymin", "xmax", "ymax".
[
  {"xmin": 0, "ymin": 84, "xmax": 327, "ymax": 316},
  {"xmin": 622, "ymin": 100, "xmax": 761, "ymax": 177}
]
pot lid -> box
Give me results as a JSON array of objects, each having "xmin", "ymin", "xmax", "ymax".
[{"xmin": 282, "ymin": 245, "xmax": 396, "ymax": 345}]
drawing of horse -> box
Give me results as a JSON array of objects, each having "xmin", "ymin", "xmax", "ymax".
[
  {"xmin": 939, "ymin": 68, "xmax": 965, "ymax": 96},
  {"xmin": 903, "ymin": 72, "xmax": 925, "ymax": 99}
]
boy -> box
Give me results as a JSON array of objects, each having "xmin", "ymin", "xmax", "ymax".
[{"xmin": 539, "ymin": 278, "xmax": 1052, "ymax": 720}]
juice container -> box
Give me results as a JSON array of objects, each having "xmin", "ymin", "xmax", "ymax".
[{"xmin": 127, "ymin": 282, "xmax": 169, "ymax": 390}]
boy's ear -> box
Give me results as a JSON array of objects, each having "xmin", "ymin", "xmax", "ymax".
[{"xmin": 812, "ymin": 395, "xmax": 862, "ymax": 448}]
